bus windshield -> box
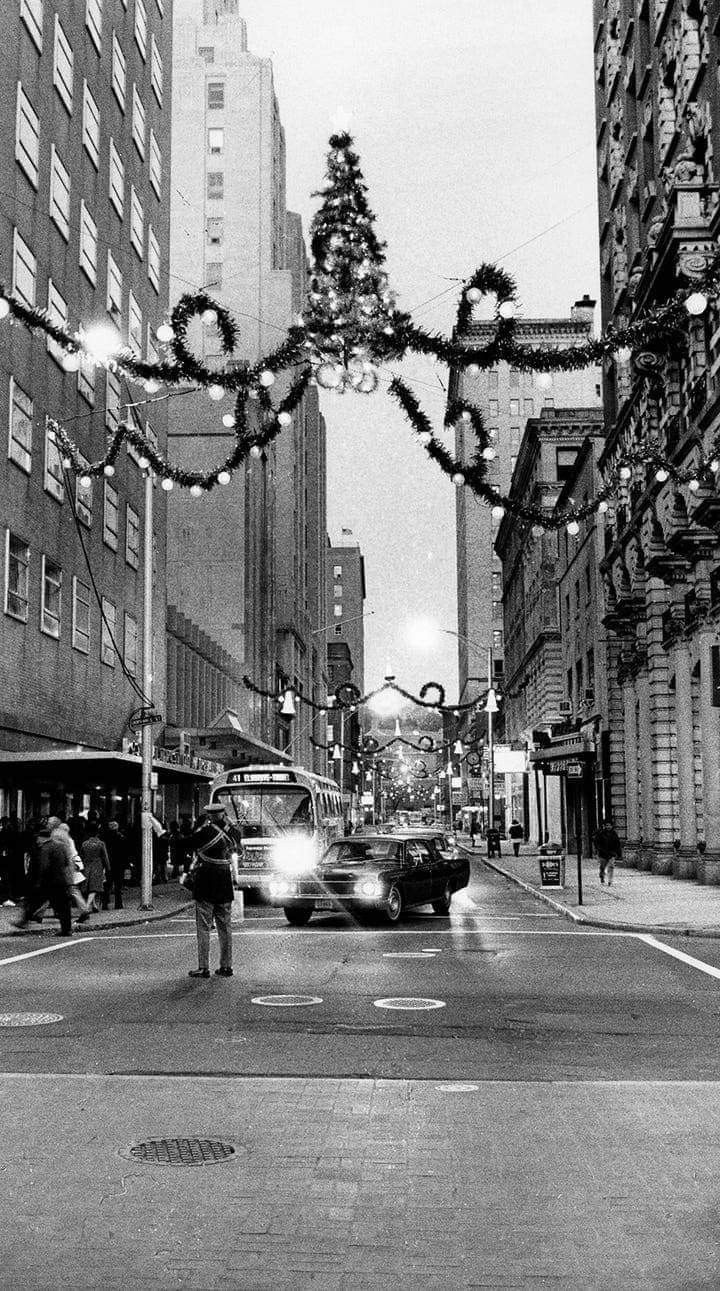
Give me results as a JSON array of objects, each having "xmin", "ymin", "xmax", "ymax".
[{"xmin": 216, "ymin": 786, "xmax": 315, "ymax": 838}]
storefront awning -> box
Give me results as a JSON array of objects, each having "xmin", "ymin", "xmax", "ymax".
[
  {"xmin": 0, "ymin": 749, "xmax": 217, "ymax": 788},
  {"xmin": 529, "ymin": 733, "xmax": 595, "ymax": 765}
]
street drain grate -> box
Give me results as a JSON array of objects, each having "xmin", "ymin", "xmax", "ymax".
[
  {"xmin": 0, "ymin": 1012, "xmax": 63, "ymax": 1026},
  {"xmin": 127, "ymin": 1138, "xmax": 236, "ymax": 1167}
]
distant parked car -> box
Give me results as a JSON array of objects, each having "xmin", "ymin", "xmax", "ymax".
[{"xmin": 267, "ymin": 832, "xmax": 470, "ymax": 926}]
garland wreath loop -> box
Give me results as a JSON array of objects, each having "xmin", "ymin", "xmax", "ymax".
[
  {"xmin": 5, "ymin": 129, "xmax": 719, "ymax": 525},
  {"xmin": 243, "ymin": 673, "xmax": 485, "ymax": 716}
]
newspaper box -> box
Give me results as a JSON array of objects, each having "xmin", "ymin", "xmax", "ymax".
[{"xmin": 538, "ymin": 842, "xmax": 565, "ymax": 888}]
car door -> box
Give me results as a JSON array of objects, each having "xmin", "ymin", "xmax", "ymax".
[{"xmin": 405, "ymin": 840, "xmax": 433, "ymax": 906}]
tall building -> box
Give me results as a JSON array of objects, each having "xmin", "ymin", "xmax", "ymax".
[
  {"xmin": 325, "ymin": 530, "xmax": 367, "ymax": 807},
  {"xmin": 167, "ymin": 2, "xmax": 328, "ymax": 772},
  {"xmin": 593, "ymin": 1, "xmax": 720, "ymax": 879},
  {"xmin": 496, "ymin": 408, "xmax": 605, "ymax": 842},
  {"xmin": 0, "ymin": 0, "xmax": 191, "ymax": 822},
  {"xmin": 452, "ymin": 302, "xmax": 602, "ymax": 708}
]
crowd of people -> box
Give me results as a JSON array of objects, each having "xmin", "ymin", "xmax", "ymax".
[{"xmin": 0, "ymin": 810, "xmax": 202, "ymax": 934}]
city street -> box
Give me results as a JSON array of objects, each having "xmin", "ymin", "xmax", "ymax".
[{"xmin": 2, "ymin": 857, "xmax": 720, "ymax": 1288}]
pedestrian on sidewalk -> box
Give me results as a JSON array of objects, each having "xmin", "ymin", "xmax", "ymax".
[
  {"xmin": 52, "ymin": 821, "xmax": 91, "ymax": 924},
  {"xmin": 184, "ymin": 803, "xmax": 240, "ymax": 979},
  {"xmin": 104, "ymin": 821, "xmax": 127, "ymax": 909},
  {"xmin": 468, "ymin": 815, "xmax": 477, "ymax": 849},
  {"xmin": 592, "ymin": 818, "xmax": 622, "ymax": 886},
  {"xmin": 79, "ymin": 823, "xmax": 111, "ymax": 913},
  {"xmin": 509, "ymin": 819, "xmax": 523, "ymax": 857}
]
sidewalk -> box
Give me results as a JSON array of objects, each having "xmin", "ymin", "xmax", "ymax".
[
  {"xmin": 459, "ymin": 835, "xmax": 720, "ymax": 937},
  {"xmin": 0, "ymin": 881, "xmax": 191, "ymax": 938}
]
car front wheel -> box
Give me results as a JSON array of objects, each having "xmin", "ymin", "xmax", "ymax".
[
  {"xmin": 431, "ymin": 883, "xmax": 452, "ymax": 915},
  {"xmin": 283, "ymin": 905, "xmax": 313, "ymax": 926},
  {"xmin": 385, "ymin": 884, "xmax": 403, "ymax": 924}
]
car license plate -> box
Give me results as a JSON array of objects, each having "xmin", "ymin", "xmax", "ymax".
[{"xmin": 315, "ymin": 899, "xmax": 335, "ymax": 910}]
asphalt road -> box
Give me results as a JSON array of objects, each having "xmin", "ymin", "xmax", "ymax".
[{"xmin": 3, "ymin": 858, "xmax": 720, "ymax": 1288}]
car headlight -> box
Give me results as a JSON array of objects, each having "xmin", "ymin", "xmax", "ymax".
[
  {"xmin": 355, "ymin": 876, "xmax": 384, "ymax": 900},
  {"xmin": 271, "ymin": 835, "xmax": 318, "ymax": 873},
  {"xmin": 269, "ymin": 877, "xmax": 298, "ymax": 899}
]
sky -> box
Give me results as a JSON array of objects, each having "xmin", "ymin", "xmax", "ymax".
[{"xmin": 232, "ymin": 0, "xmax": 601, "ymax": 697}]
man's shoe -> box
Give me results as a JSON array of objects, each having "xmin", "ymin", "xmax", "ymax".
[
  {"xmin": 76, "ymin": 911, "xmax": 90, "ymax": 924},
  {"xmin": 188, "ymin": 968, "xmax": 210, "ymax": 978},
  {"xmin": 214, "ymin": 967, "xmax": 233, "ymax": 977}
]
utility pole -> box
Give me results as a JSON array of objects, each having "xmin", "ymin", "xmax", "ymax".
[{"xmin": 140, "ymin": 468, "xmax": 154, "ymax": 910}]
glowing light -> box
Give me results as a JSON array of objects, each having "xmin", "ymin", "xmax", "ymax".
[
  {"xmin": 103, "ymin": 464, "xmax": 115, "ymax": 477},
  {"xmin": 498, "ymin": 300, "xmax": 516, "ymax": 319},
  {"xmin": 616, "ymin": 346, "xmax": 632, "ymax": 365},
  {"xmin": 83, "ymin": 322, "xmax": 121, "ymax": 364},
  {"xmin": 536, "ymin": 372, "xmax": 553, "ymax": 389},
  {"xmin": 466, "ymin": 287, "xmax": 482, "ymax": 304},
  {"xmin": 249, "ymin": 445, "xmax": 262, "ymax": 459},
  {"xmin": 0, "ymin": 297, "xmax": 10, "ymax": 320},
  {"xmin": 208, "ymin": 383, "xmax": 225, "ymax": 401},
  {"xmin": 688, "ymin": 478, "xmax": 701, "ymax": 492},
  {"xmin": 190, "ymin": 483, "xmax": 203, "ymax": 497},
  {"xmin": 598, "ymin": 500, "xmax": 609, "ymax": 514},
  {"xmin": 619, "ymin": 466, "xmax": 632, "ymax": 481},
  {"xmin": 566, "ymin": 520, "xmax": 580, "ymax": 536},
  {"xmin": 368, "ymin": 688, "xmax": 401, "ymax": 718},
  {"xmin": 201, "ymin": 308, "xmax": 218, "ymax": 326},
  {"xmin": 79, "ymin": 474, "xmax": 92, "ymax": 489},
  {"xmin": 217, "ymin": 470, "xmax": 231, "ymax": 485},
  {"xmin": 156, "ymin": 323, "xmax": 174, "ymax": 343},
  {"xmin": 655, "ymin": 468, "xmax": 669, "ymax": 482},
  {"xmin": 222, "ymin": 413, "xmax": 236, "ymax": 428},
  {"xmin": 272, "ymin": 835, "xmax": 317, "ymax": 874},
  {"xmin": 259, "ymin": 369, "xmax": 275, "ymax": 387},
  {"xmin": 277, "ymin": 411, "xmax": 292, "ymax": 426},
  {"xmin": 685, "ymin": 291, "xmax": 708, "ymax": 316},
  {"xmin": 161, "ymin": 478, "xmax": 174, "ymax": 491},
  {"xmin": 280, "ymin": 689, "xmax": 296, "ymax": 716},
  {"xmin": 452, "ymin": 472, "xmax": 465, "ymax": 486},
  {"xmin": 62, "ymin": 351, "xmax": 81, "ymax": 372},
  {"xmin": 491, "ymin": 505, "xmax": 505, "ymax": 520},
  {"xmin": 144, "ymin": 378, "xmax": 160, "ymax": 394}
]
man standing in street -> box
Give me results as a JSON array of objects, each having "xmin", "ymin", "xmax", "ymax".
[
  {"xmin": 15, "ymin": 816, "xmax": 74, "ymax": 935},
  {"xmin": 592, "ymin": 818, "xmax": 623, "ymax": 887},
  {"xmin": 185, "ymin": 803, "xmax": 239, "ymax": 979}
]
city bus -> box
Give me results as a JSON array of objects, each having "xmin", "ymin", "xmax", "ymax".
[{"xmin": 206, "ymin": 764, "xmax": 345, "ymax": 892}]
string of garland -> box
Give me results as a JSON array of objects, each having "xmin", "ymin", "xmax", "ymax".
[
  {"xmin": 3, "ymin": 128, "xmax": 719, "ymax": 526},
  {"xmin": 243, "ymin": 672, "xmax": 488, "ymax": 715}
]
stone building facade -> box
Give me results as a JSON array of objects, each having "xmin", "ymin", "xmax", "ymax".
[{"xmin": 594, "ymin": 0, "xmax": 720, "ymax": 879}]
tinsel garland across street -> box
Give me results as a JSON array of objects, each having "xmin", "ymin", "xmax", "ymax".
[
  {"xmin": 243, "ymin": 673, "xmax": 490, "ymax": 716},
  {"xmin": 3, "ymin": 129, "xmax": 720, "ymax": 523}
]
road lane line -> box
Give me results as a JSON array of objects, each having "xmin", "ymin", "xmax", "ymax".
[
  {"xmin": 89, "ymin": 927, "xmax": 636, "ymax": 940},
  {"xmin": 0, "ymin": 938, "xmax": 93, "ymax": 967},
  {"xmin": 638, "ymin": 934, "xmax": 720, "ymax": 981}
]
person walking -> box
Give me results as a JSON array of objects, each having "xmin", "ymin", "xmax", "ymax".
[
  {"xmin": 184, "ymin": 803, "xmax": 239, "ymax": 979},
  {"xmin": 52, "ymin": 821, "xmax": 91, "ymax": 924},
  {"xmin": 509, "ymin": 819, "xmax": 524, "ymax": 858},
  {"xmin": 468, "ymin": 815, "xmax": 477, "ymax": 849},
  {"xmin": 592, "ymin": 818, "xmax": 622, "ymax": 886},
  {"xmin": 79, "ymin": 822, "xmax": 111, "ymax": 913},
  {"xmin": 104, "ymin": 821, "xmax": 127, "ymax": 909}
]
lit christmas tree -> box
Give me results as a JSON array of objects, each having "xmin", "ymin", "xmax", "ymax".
[{"xmin": 304, "ymin": 132, "xmax": 409, "ymax": 392}]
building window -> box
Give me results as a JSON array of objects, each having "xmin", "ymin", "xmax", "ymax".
[
  {"xmin": 544, "ymin": 396, "xmax": 555, "ymax": 409},
  {"xmin": 78, "ymin": 353, "xmax": 95, "ymax": 406},
  {"xmin": 134, "ymin": 0, "xmax": 147, "ymax": 58},
  {"xmin": 130, "ymin": 187, "xmax": 144, "ymax": 258},
  {"xmin": 106, "ymin": 251, "xmax": 122, "ymax": 322},
  {"xmin": 15, "ymin": 85, "xmax": 40, "ymax": 186},
  {"xmin": 150, "ymin": 35, "xmax": 163, "ymax": 104},
  {"xmin": 44, "ymin": 420, "xmax": 64, "ymax": 500},
  {"xmin": 492, "ymin": 629, "xmax": 503, "ymax": 653},
  {"xmin": 509, "ymin": 398, "xmax": 519, "ymax": 417},
  {"xmin": 585, "ymin": 566, "xmax": 591, "ymax": 603},
  {"xmin": 198, "ymin": 45, "xmax": 214, "ymax": 63},
  {"xmin": 8, "ymin": 379, "xmax": 33, "ymax": 474},
  {"xmin": 132, "ymin": 85, "xmax": 146, "ymax": 157},
  {"xmin": 20, "ymin": 0, "xmax": 43, "ymax": 52},
  {"xmin": 82, "ymin": 82, "xmax": 100, "ymax": 166},
  {"xmin": 556, "ymin": 448, "xmax": 578, "ymax": 482},
  {"xmin": 79, "ymin": 201, "xmax": 97, "ymax": 284},
  {"xmin": 85, "ymin": 0, "xmax": 102, "ymax": 51},
  {"xmin": 46, "ymin": 279, "xmax": 68, "ymax": 367},
  {"xmin": 206, "ymin": 171, "xmax": 224, "ymax": 200},
  {"xmin": 509, "ymin": 368, "xmax": 519, "ymax": 388},
  {"xmin": 112, "ymin": 32, "xmax": 126, "ymax": 110},
  {"xmin": 208, "ymin": 127, "xmax": 224, "ymax": 154},
  {"xmin": 109, "ymin": 139, "xmax": 124, "ymax": 217},
  {"xmin": 128, "ymin": 292, "xmax": 142, "ymax": 356},
  {"xmin": 333, "ymin": 604, "xmax": 342, "ymax": 618},
  {"xmin": 103, "ymin": 481, "xmax": 118, "ymax": 550},
  {"xmin": 106, "ymin": 369, "xmax": 121, "ymax": 432},
  {"xmin": 149, "ymin": 130, "xmax": 162, "ymax": 197},
  {"xmin": 206, "ymin": 217, "xmax": 223, "ymax": 246},
  {"xmin": 565, "ymin": 593, "xmax": 571, "ymax": 631},
  {"xmin": 75, "ymin": 456, "xmax": 93, "ymax": 527},
  {"xmin": 40, "ymin": 556, "xmax": 61, "ymax": 637},
  {"xmin": 48, "ymin": 146, "xmax": 70, "ymax": 240},
  {"xmin": 488, "ymin": 399, "xmax": 499, "ymax": 417},
  {"xmin": 5, "ymin": 532, "xmax": 30, "ymax": 622},
  {"xmin": 125, "ymin": 504, "xmax": 140, "ymax": 568},
  {"xmin": 332, "ymin": 583, "xmax": 342, "ymax": 597},
  {"xmin": 12, "ymin": 230, "xmax": 36, "ymax": 306},
  {"xmin": 567, "ymin": 666, "xmax": 573, "ymax": 701},
  {"xmin": 488, "ymin": 370, "xmax": 499, "ymax": 392},
  {"xmin": 333, "ymin": 565, "xmax": 342, "ymax": 578},
  {"xmin": 124, "ymin": 613, "xmax": 138, "ymax": 675},
  {"xmin": 53, "ymin": 16, "xmax": 73, "ymax": 112},
  {"xmin": 101, "ymin": 598, "xmax": 116, "ymax": 666},
  {"xmin": 587, "ymin": 648, "xmax": 595, "ymax": 688},
  {"xmin": 207, "ymin": 81, "xmax": 224, "ymax": 110},
  {"xmin": 523, "ymin": 398, "xmax": 534, "ymax": 417},
  {"xmin": 72, "ymin": 577, "xmax": 91, "ymax": 653},
  {"xmin": 147, "ymin": 226, "xmax": 160, "ymax": 291},
  {"xmin": 205, "ymin": 262, "xmax": 222, "ymax": 290},
  {"xmin": 334, "ymin": 624, "xmax": 342, "ymax": 636}
]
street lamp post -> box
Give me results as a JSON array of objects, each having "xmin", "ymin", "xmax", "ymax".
[{"xmin": 140, "ymin": 467, "xmax": 155, "ymax": 911}]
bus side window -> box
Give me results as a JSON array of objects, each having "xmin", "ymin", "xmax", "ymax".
[{"xmin": 334, "ymin": 794, "xmax": 340, "ymax": 818}]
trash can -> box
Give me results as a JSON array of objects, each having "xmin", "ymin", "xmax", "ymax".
[
  {"xmin": 538, "ymin": 842, "xmax": 565, "ymax": 887},
  {"xmin": 487, "ymin": 828, "xmax": 502, "ymax": 858}
]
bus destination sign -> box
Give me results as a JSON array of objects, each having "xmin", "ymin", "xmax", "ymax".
[{"xmin": 226, "ymin": 770, "xmax": 295, "ymax": 784}]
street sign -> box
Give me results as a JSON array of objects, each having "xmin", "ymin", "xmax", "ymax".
[{"xmin": 566, "ymin": 762, "xmax": 584, "ymax": 779}]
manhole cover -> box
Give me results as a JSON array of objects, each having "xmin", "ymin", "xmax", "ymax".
[
  {"xmin": 127, "ymin": 1138, "xmax": 236, "ymax": 1166},
  {"xmin": 0, "ymin": 1012, "xmax": 63, "ymax": 1026},
  {"xmin": 251, "ymin": 994, "xmax": 323, "ymax": 1007},
  {"xmin": 374, "ymin": 997, "xmax": 446, "ymax": 1011}
]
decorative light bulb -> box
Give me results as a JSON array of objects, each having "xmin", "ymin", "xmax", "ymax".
[
  {"xmin": 207, "ymin": 383, "xmax": 225, "ymax": 401},
  {"xmin": 536, "ymin": 372, "xmax": 553, "ymax": 389},
  {"xmin": 466, "ymin": 363, "xmax": 480, "ymax": 376},
  {"xmin": 452, "ymin": 472, "xmax": 465, "ymax": 487},
  {"xmin": 498, "ymin": 300, "xmax": 516, "ymax": 319},
  {"xmin": 144, "ymin": 378, "xmax": 160, "ymax": 394},
  {"xmin": 259, "ymin": 369, "xmax": 275, "ymax": 388},
  {"xmin": 83, "ymin": 322, "xmax": 121, "ymax": 364},
  {"xmin": 0, "ymin": 296, "xmax": 10, "ymax": 320},
  {"xmin": 62, "ymin": 457, "xmax": 72, "ymax": 469},
  {"xmin": 531, "ymin": 524, "xmax": 545, "ymax": 538},
  {"xmin": 418, "ymin": 432, "xmax": 432, "ymax": 446},
  {"xmin": 217, "ymin": 470, "xmax": 231, "ymax": 485},
  {"xmin": 566, "ymin": 520, "xmax": 580, "ymax": 536},
  {"xmin": 491, "ymin": 505, "xmax": 505, "ymax": 520},
  {"xmin": 249, "ymin": 445, "xmax": 262, "ymax": 459},
  {"xmin": 316, "ymin": 362, "xmax": 343, "ymax": 389},
  {"xmin": 103, "ymin": 464, "xmax": 115, "ymax": 477},
  {"xmin": 711, "ymin": 459, "xmax": 720, "ymax": 473},
  {"xmin": 685, "ymin": 291, "xmax": 708, "ymax": 316},
  {"xmin": 277, "ymin": 411, "xmax": 292, "ymax": 427},
  {"xmin": 79, "ymin": 474, "xmax": 92, "ymax": 489},
  {"xmin": 62, "ymin": 351, "xmax": 81, "ymax": 372},
  {"xmin": 222, "ymin": 413, "xmax": 236, "ymax": 428},
  {"xmin": 616, "ymin": 346, "xmax": 632, "ymax": 365},
  {"xmin": 161, "ymin": 477, "xmax": 174, "ymax": 491},
  {"xmin": 156, "ymin": 323, "xmax": 174, "ymax": 344},
  {"xmin": 190, "ymin": 483, "xmax": 203, "ymax": 497},
  {"xmin": 459, "ymin": 409, "xmax": 472, "ymax": 422},
  {"xmin": 598, "ymin": 500, "xmax": 609, "ymax": 514},
  {"xmin": 619, "ymin": 465, "xmax": 632, "ymax": 481},
  {"xmin": 137, "ymin": 456, "xmax": 150, "ymax": 470},
  {"xmin": 482, "ymin": 447, "xmax": 496, "ymax": 460},
  {"xmin": 466, "ymin": 287, "xmax": 482, "ymax": 303},
  {"xmin": 201, "ymin": 308, "xmax": 218, "ymax": 326},
  {"xmin": 655, "ymin": 467, "xmax": 669, "ymax": 482},
  {"xmin": 688, "ymin": 478, "xmax": 701, "ymax": 492}
]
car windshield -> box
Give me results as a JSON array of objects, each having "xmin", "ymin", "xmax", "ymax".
[
  {"xmin": 216, "ymin": 787, "xmax": 314, "ymax": 838},
  {"xmin": 324, "ymin": 840, "xmax": 401, "ymax": 864}
]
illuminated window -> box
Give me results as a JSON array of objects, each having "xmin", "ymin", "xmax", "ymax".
[{"xmin": 208, "ymin": 127, "xmax": 224, "ymax": 154}]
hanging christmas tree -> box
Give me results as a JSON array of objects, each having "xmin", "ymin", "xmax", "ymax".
[{"xmin": 304, "ymin": 132, "xmax": 410, "ymax": 392}]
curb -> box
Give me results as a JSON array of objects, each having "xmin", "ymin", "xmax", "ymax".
[
  {"xmin": 0, "ymin": 897, "xmax": 192, "ymax": 938},
  {"xmin": 479, "ymin": 855, "xmax": 720, "ymax": 940}
]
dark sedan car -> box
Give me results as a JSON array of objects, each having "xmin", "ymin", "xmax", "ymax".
[{"xmin": 267, "ymin": 832, "xmax": 470, "ymax": 926}]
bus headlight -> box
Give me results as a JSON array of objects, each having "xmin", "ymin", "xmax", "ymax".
[
  {"xmin": 355, "ymin": 876, "xmax": 383, "ymax": 900},
  {"xmin": 271, "ymin": 835, "xmax": 317, "ymax": 874}
]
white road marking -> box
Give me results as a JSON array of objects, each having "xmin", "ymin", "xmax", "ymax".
[
  {"xmin": 251, "ymin": 995, "xmax": 323, "ymax": 1007},
  {"xmin": 0, "ymin": 938, "xmax": 92, "ymax": 967},
  {"xmin": 382, "ymin": 951, "xmax": 440, "ymax": 959},
  {"xmin": 436, "ymin": 1083, "xmax": 480, "ymax": 1092},
  {"xmin": 69, "ymin": 927, "xmax": 637, "ymax": 940},
  {"xmin": 638, "ymin": 934, "xmax": 720, "ymax": 982},
  {"xmin": 374, "ymin": 997, "xmax": 446, "ymax": 1010}
]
